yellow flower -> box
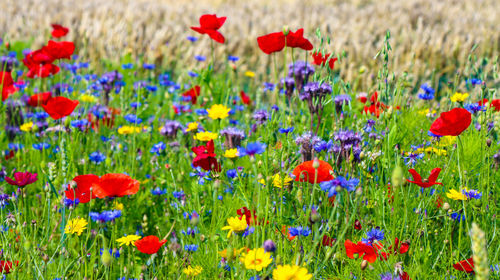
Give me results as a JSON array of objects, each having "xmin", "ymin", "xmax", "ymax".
[
  {"xmin": 183, "ymin": 265, "xmax": 203, "ymax": 277},
  {"xmin": 435, "ymin": 136, "xmax": 456, "ymax": 147},
  {"xmin": 118, "ymin": 125, "xmax": 142, "ymax": 135},
  {"xmin": 258, "ymin": 178, "xmax": 266, "ymax": 185},
  {"xmin": 64, "ymin": 218, "xmax": 88, "ymax": 236},
  {"xmin": 415, "ymin": 147, "xmax": 447, "ymax": 156},
  {"xmin": 450, "ymin": 92, "xmax": 469, "ymax": 102},
  {"xmin": 240, "ymin": 248, "xmax": 272, "ymax": 271},
  {"xmin": 219, "ymin": 247, "xmax": 246, "ymax": 259},
  {"xmin": 244, "ymin": 71, "xmax": 255, "ymax": 78},
  {"xmin": 194, "ymin": 131, "xmax": 218, "ymax": 141},
  {"xmin": 207, "ymin": 104, "xmax": 231, "ymax": 120},
  {"xmin": 272, "ymin": 174, "xmax": 293, "ymax": 189},
  {"xmin": 221, "ymin": 216, "xmax": 248, "ymax": 238},
  {"xmin": 186, "ymin": 122, "xmax": 199, "ymax": 132},
  {"xmin": 272, "ymin": 264, "xmax": 312, "ymax": 280},
  {"xmin": 224, "ymin": 148, "xmax": 239, "ymax": 158},
  {"xmin": 446, "ymin": 189, "xmax": 467, "ymax": 201},
  {"xmin": 80, "ymin": 94, "xmax": 97, "ymax": 103},
  {"xmin": 113, "ymin": 201, "xmax": 124, "ymax": 210},
  {"xmin": 116, "ymin": 234, "xmax": 141, "ymax": 246},
  {"xmin": 20, "ymin": 122, "xmax": 34, "ymax": 132},
  {"xmin": 417, "ymin": 108, "xmax": 436, "ymax": 116}
]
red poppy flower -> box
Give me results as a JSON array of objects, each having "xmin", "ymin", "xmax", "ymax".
[
  {"xmin": 240, "ymin": 90, "xmax": 252, "ymax": 105},
  {"xmin": 42, "ymin": 40, "xmax": 75, "ymax": 60},
  {"xmin": 191, "ymin": 14, "xmax": 226, "ymax": 44},
  {"xmin": 92, "ymin": 173, "xmax": 140, "ymax": 198},
  {"xmin": 292, "ymin": 160, "xmax": 334, "ymax": 184},
  {"xmin": 354, "ymin": 219, "xmax": 362, "ymax": 230},
  {"xmin": 192, "ymin": 140, "xmax": 221, "ymax": 172},
  {"xmin": 453, "ymin": 257, "xmax": 474, "ymax": 273},
  {"xmin": 257, "ymin": 28, "xmax": 313, "ymax": 55},
  {"xmin": 0, "ymin": 260, "xmax": 19, "ymax": 274},
  {"xmin": 182, "ymin": 85, "xmax": 201, "ymax": 105},
  {"xmin": 23, "ymin": 50, "xmax": 59, "ymax": 78},
  {"xmin": 311, "ymin": 51, "xmax": 337, "ymax": 70},
  {"xmin": 278, "ymin": 225, "xmax": 296, "ymax": 241},
  {"xmin": 375, "ymin": 237, "xmax": 410, "ymax": 260},
  {"xmin": 400, "ymin": 272, "xmax": 411, "ymax": 280},
  {"xmin": 134, "ymin": 235, "xmax": 167, "ymax": 254},
  {"xmin": 4, "ymin": 150, "xmax": 15, "ymax": 161},
  {"xmin": 5, "ymin": 171, "xmax": 38, "ymax": 187},
  {"xmin": 490, "ymin": 99, "xmax": 500, "ymax": 112},
  {"xmin": 363, "ymin": 92, "xmax": 387, "ymax": 118},
  {"xmin": 27, "ymin": 92, "xmax": 52, "ymax": 107},
  {"xmin": 42, "ymin": 96, "xmax": 79, "ymax": 120},
  {"xmin": 477, "ymin": 98, "xmax": 488, "ymax": 106},
  {"xmin": 51, "ymin": 24, "xmax": 69, "ymax": 38},
  {"xmin": 429, "ymin": 108, "xmax": 471, "ymax": 136},
  {"xmin": 344, "ymin": 239, "xmax": 378, "ymax": 263},
  {"xmin": 0, "ymin": 71, "xmax": 17, "ymax": 101},
  {"xmin": 66, "ymin": 174, "xmax": 100, "ymax": 203},
  {"xmin": 406, "ymin": 168, "xmax": 443, "ymax": 188},
  {"xmin": 322, "ymin": 234, "xmax": 336, "ymax": 247}
]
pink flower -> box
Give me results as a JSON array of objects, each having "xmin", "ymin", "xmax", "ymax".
[{"xmin": 5, "ymin": 171, "xmax": 38, "ymax": 187}]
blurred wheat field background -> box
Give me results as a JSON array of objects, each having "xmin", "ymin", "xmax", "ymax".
[{"xmin": 1, "ymin": 0, "xmax": 499, "ymax": 85}]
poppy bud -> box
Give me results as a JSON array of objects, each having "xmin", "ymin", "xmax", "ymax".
[
  {"xmin": 486, "ymin": 139, "xmax": 492, "ymax": 147},
  {"xmin": 442, "ymin": 202, "xmax": 450, "ymax": 211},
  {"xmin": 101, "ymin": 249, "xmax": 112, "ymax": 267},
  {"xmin": 190, "ymin": 214, "xmax": 199, "ymax": 226},
  {"xmin": 355, "ymin": 187, "xmax": 363, "ymax": 196},
  {"xmin": 360, "ymin": 259, "xmax": 368, "ymax": 270},
  {"xmin": 309, "ymin": 209, "xmax": 321, "ymax": 224},
  {"xmin": 312, "ymin": 158, "xmax": 320, "ymax": 169},
  {"xmin": 282, "ymin": 25, "xmax": 290, "ymax": 36},
  {"xmin": 391, "ymin": 165, "xmax": 404, "ymax": 188},
  {"xmin": 354, "ymin": 219, "xmax": 362, "ymax": 230}
]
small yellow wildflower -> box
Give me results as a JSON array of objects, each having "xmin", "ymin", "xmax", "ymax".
[
  {"xmin": 221, "ymin": 216, "xmax": 248, "ymax": 238},
  {"xmin": 446, "ymin": 189, "xmax": 467, "ymax": 200},
  {"xmin": 80, "ymin": 94, "xmax": 97, "ymax": 103},
  {"xmin": 207, "ymin": 104, "xmax": 231, "ymax": 120},
  {"xmin": 417, "ymin": 108, "xmax": 436, "ymax": 116},
  {"xmin": 224, "ymin": 148, "xmax": 239, "ymax": 158},
  {"xmin": 272, "ymin": 174, "xmax": 293, "ymax": 188},
  {"xmin": 258, "ymin": 178, "xmax": 266, "ymax": 185},
  {"xmin": 435, "ymin": 136, "xmax": 456, "ymax": 147},
  {"xmin": 116, "ymin": 234, "xmax": 141, "ymax": 246},
  {"xmin": 186, "ymin": 122, "xmax": 199, "ymax": 132},
  {"xmin": 64, "ymin": 218, "xmax": 88, "ymax": 236},
  {"xmin": 194, "ymin": 131, "xmax": 218, "ymax": 141},
  {"xmin": 416, "ymin": 147, "xmax": 447, "ymax": 156},
  {"xmin": 272, "ymin": 264, "xmax": 312, "ymax": 280},
  {"xmin": 183, "ymin": 265, "xmax": 203, "ymax": 277},
  {"xmin": 20, "ymin": 122, "xmax": 34, "ymax": 132},
  {"xmin": 450, "ymin": 92, "xmax": 469, "ymax": 102},
  {"xmin": 118, "ymin": 125, "xmax": 142, "ymax": 135},
  {"xmin": 240, "ymin": 248, "xmax": 272, "ymax": 271},
  {"xmin": 113, "ymin": 201, "xmax": 124, "ymax": 210},
  {"xmin": 244, "ymin": 71, "xmax": 255, "ymax": 78}
]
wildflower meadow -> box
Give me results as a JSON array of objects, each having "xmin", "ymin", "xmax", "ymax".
[{"xmin": 0, "ymin": 2, "xmax": 499, "ymax": 280}]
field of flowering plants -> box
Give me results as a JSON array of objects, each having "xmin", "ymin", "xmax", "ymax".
[{"xmin": 0, "ymin": 6, "xmax": 500, "ymax": 280}]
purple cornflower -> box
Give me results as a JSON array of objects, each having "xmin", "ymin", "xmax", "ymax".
[
  {"xmin": 295, "ymin": 131, "xmax": 322, "ymax": 161},
  {"xmin": 252, "ymin": 110, "xmax": 269, "ymax": 125},
  {"xmin": 220, "ymin": 127, "xmax": 245, "ymax": 148}
]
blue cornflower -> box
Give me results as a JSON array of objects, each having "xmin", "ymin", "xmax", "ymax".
[
  {"xmin": 124, "ymin": 114, "xmax": 142, "ymax": 124},
  {"xmin": 226, "ymin": 169, "xmax": 238, "ymax": 179},
  {"xmin": 314, "ymin": 140, "xmax": 329, "ymax": 152},
  {"xmin": 278, "ymin": 127, "xmax": 294, "ymax": 134},
  {"xmin": 173, "ymin": 190, "xmax": 185, "ymax": 200},
  {"xmin": 228, "ymin": 55, "xmax": 239, "ymax": 62},
  {"xmin": 151, "ymin": 187, "xmax": 167, "ymax": 196},
  {"xmin": 418, "ymin": 83, "xmax": 435, "ymax": 100},
  {"xmin": 70, "ymin": 119, "xmax": 89, "ymax": 130},
  {"xmin": 362, "ymin": 228, "xmax": 385, "ymax": 244},
  {"xmin": 289, "ymin": 226, "xmax": 311, "ymax": 237},
  {"xmin": 187, "ymin": 36, "xmax": 198, "ymax": 42},
  {"xmin": 181, "ymin": 227, "xmax": 199, "ymax": 236},
  {"xmin": 237, "ymin": 142, "xmax": 266, "ymax": 157},
  {"xmin": 130, "ymin": 102, "xmax": 141, "ymax": 108},
  {"xmin": 263, "ymin": 82, "xmax": 275, "ymax": 92},
  {"xmin": 89, "ymin": 210, "xmax": 122, "ymax": 223},
  {"xmin": 466, "ymin": 78, "xmax": 482, "ymax": 85},
  {"xmin": 188, "ymin": 71, "xmax": 199, "ymax": 78},
  {"xmin": 184, "ymin": 244, "xmax": 198, "ymax": 252},
  {"xmin": 450, "ymin": 212, "xmax": 465, "ymax": 221},
  {"xmin": 189, "ymin": 167, "xmax": 211, "ymax": 185},
  {"xmin": 462, "ymin": 189, "xmax": 482, "ymax": 199},
  {"xmin": 33, "ymin": 142, "xmax": 51, "ymax": 151},
  {"xmin": 89, "ymin": 151, "xmax": 106, "ymax": 164},
  {"xmin": 195, "ymin": 108, "xmax": 208, "ymax": 116},
  {"xmin": 145, "ymin": 85, "xmax": 157, "ymax": 92},
  {"xmin": 464, "ymin": 103, "xmax": 485, "ymax": 114},
  {"xmin": 403, "ymin": 153, "xmax": 424, "ymax": 166},
  {"xmin": 0, "ymin": 194, "xmax": 10, "ymax": 209},
  {"xmin": 122, "ymin": 63, "xmax": 134, "ymax": 70},
  {"xmin": 143, "ymin": 63, "xmax": 155, "ymax": 70},
  {"xmin": 428, "ymin": 131, "xmax": 443, "ymax": 138},
  {"xmin": 150, "ymin": 142, "xmax": 167, "ymax": 155},
  {"xmin": 64, "ymin": 198, "xmax": 79, "ymax": 208},
  {"xmin": 320, "ymin": 176, "xmax": 359, "ymax": 197},
  {"xmin": 194, "ymin": 55, "xmax": 206, "ymax": 62}
]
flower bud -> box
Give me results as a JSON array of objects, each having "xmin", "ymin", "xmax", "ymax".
[
  {"xmin": 442, "ymin": 202, "xmax": 450, "ymax": 211},
  {"xmin": 263, "ymin": 239, "xmax": 276, "ymax": 252},
  {"xmin": 282, "ymin": 25, "xmax": 290, "ymax": 36},
  {"xmin": 360, "ymin": 259, "xmax": 368, "ymax": 270},
  {"xmin": 101, "ymin": 249, "xmax": 112, "ymax": 267},
  {"xmin": 391, "ymin": 165, "xmax": 404, "ymax": 188},
  {"xmin": 309, "ymin": 209, "xmax": 321, "ymax": 224},
  {"xmin": 312, "ymin": 158, "xmax": 320, "ymax": 169}
]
